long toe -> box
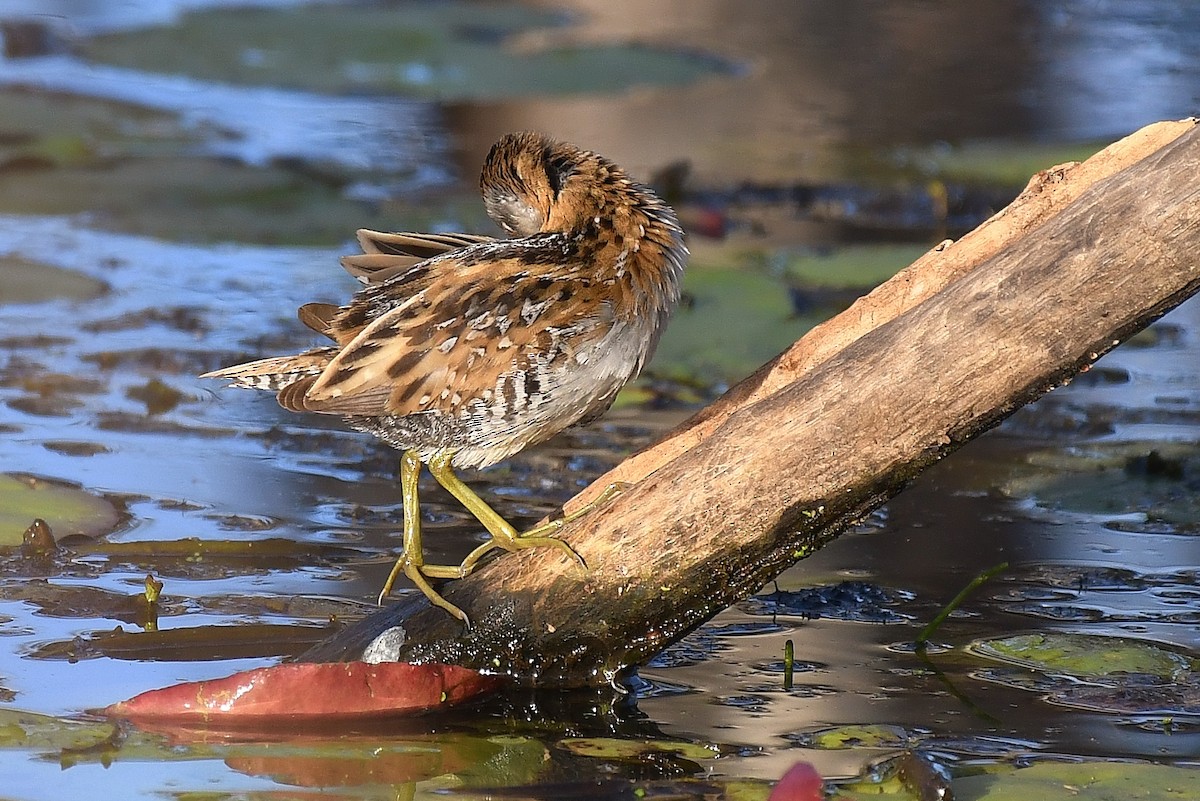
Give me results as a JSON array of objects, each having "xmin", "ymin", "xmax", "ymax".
[
  {"xmin": 377, "ymin": 553, "xmax": 410, "ymax": 605},
  {"xmin": 459, "ymin": 532, "xmax": 586, "ymax": 575},
  {"xmin": 457, "ymin": 538, "xmax": 504, "ymax": 576},
  {"xmin": 404, "ymin": 560, "xmax": 471, "ymax": 626},
  {"xmin": 515, "ymin": 534, "xmax": 587, "ymax": 571},
  {"xmin": 377, "ymin": 553, "xmax": 471, "ymax": 626}
]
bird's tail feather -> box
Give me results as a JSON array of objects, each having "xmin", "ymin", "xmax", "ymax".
[{"xmin": 200, "ymin": 348, "xmax": 336, "ymax": 391}]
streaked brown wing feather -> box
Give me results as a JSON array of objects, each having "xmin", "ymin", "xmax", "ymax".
[
  {"xmin": 276, "ymin": 375, "xmax": 317, "ymax": 412},
  {"xmin": 297, "ymin": 302, "xmax": 340, "ymax": 340},
  {"xmin": 356, "ymin": 229, "xmax": 494, "ymax": 257},
  {"xmin": 339, "ymin": 253, "xmax": 427, "ymax": 284},
  {"xmin": 343, "ymin": 230, "xmax": 495, "ymax": 284},
  {"xmin": 300, "ymin": 253, "xmax": 611, "ymax": 419}
]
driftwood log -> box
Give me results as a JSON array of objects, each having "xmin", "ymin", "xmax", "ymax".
[{"xmin": 302, "ymin": 119, "xmax": 1200, "ymax": 686}]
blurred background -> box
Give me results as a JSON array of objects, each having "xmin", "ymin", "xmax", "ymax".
[{"xmin": 0, "ymin": 2, "xmax": 1198, "ymax": 799}]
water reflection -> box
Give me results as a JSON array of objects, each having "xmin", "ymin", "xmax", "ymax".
[
  {"xmin": 1034, "ymin": 2, "xmax": 1200, "ymax": 138},
  {"xmin": 452, "ymin": 0, "xmax": 1200, "ymax": 183}
]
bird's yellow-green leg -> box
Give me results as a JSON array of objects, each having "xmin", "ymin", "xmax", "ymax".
[
  {"xmin": 426, "ymin": 453, "xmax": 591, "ymax": 577},
  {"xmin": 377, "ymin": 450, "xmax": 470, "ymax": 624}
]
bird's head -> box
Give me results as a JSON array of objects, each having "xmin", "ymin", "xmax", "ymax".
[{"xmin": 480, "ymin": 132, "xmax": 615, "ymax": 237}]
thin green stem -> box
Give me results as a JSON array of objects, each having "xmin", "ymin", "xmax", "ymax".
[
  {"xmin": 915, "ymin": 561, "xmax": 1008, "ymax": 647},
  {"xmin": 783, "ymin": 639, "xmax": 794, "ymax": 691}
]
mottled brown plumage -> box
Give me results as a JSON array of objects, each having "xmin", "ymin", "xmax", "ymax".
[{"xmin": 203, "ymin": 132, "xmax": 687, "ymax": 622}]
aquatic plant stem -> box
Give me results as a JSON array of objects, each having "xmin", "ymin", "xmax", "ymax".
[
  {"xmin": 915, "ymin": 562, "xmax": 1008, "ymax": 648},
  {"xmin": 783, "ymin": 639, "xmax": 795, "ymax": 691}
]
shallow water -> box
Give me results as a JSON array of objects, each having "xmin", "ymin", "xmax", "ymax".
[{"xmin": 0, "ymin": 1, "xmax": 1198, "ymax": 799}]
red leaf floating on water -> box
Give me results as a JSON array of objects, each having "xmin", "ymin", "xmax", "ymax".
[
  {"xmin": 769, "ymin": 760, "xmax": 824, "ymax": 801},
  {"xmin": 106, "ymin": 661, "xmax": 505, "ymax": 723}
]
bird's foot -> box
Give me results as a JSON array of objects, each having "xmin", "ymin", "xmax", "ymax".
[
  {"xmin": 457, "ymin": 531, "xmax": 584, "ymax": 578},
  {"xmin": 378, "ymin": 553, "xmax": 471, "ymax": 627},
  {"xmin": 456, "ymin": 480, "xmax": 633, "ymax": 576}
]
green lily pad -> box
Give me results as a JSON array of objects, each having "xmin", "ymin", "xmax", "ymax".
[
  {"xmin": 82, "ymin": 4, "xmax": 726, "ymax": 101},
  {"xmin": 912, "ymin": 140, "xmax": 1106, "ymax": 186},
  {"xmin": 0, "ymin": 474, "xmax": 122, "ymax": 547},
  {"xmin": 787, "ymin": 723, "xmax": 911, "ymax": 750},
  {"xmin": 833, "ymin": 774, "xmax": 919, "ymax": 801},
  {"xmin": 0, "ymin": 68, "xmax": 418, "ymax": 243},
  {"xmin": 969, "ymin": 633, "xmax": 1195, "ymax": 680},
  {"xmin": 780, "ymin": 244, "xmax": 929, "ymax": 289},
  {"xmin": 559, "ymin": 736, "xmax": 720, "ymax": 761},
  {"xmin": 649, "ymin": 242, "xmax": 929, "ymax": 386},
  {"xmin": 650, "ymin": 266, "xmax": 817, "ymax": 383},
  {"xmin": 0, "ymin": 708, "xmax": 118, "ymax": 752},
  {"xmin": 0, "ymin": 155, "xmax": 396, "ymax": 245},
  {"xmin": 1003, "ymin": 442, "xmax": 1200, "ymax": 533},
  {"xmin": 0, "ymin": 707, "xmax": 542, "ymax": 790},
  {"xmin": 720, "ymin": 779, "xmax": 776, "ymax": 801},
  {"xmin": 847, "ymin": 139, "xmax": 1107, "ymax": 186},
  {"xmin": 831, "ymin": 751, "xmax": 945, "ymax": 801},
  {"xmin": 0, "ymin": 257, "xmax": 107, "ymax": 305},
  {"xmin": 0, "ymin": 87, "xmax": 201, "ymax": 167},
  {"xmin": 952, "ymin": 760, "xmax": 1200, "ymax": 800},
  {"xmin": 170, "ymin": 730, "xmax": 539, "ymax": 789}
]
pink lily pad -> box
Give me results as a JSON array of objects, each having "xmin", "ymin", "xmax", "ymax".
[
  {"xmin": 106, "ymin": 661, "xmax": 505, "ymax": 724},
  {"xmin": 769, "ymin": 760, "xmax": 824, "ymax": 801}
]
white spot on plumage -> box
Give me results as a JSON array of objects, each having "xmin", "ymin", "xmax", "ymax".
[{"xmin": 521, "ymin": 297, "xmax": 550, "ymax": 325}]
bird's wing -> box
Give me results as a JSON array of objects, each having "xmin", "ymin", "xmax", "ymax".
[
  {"xmin": 297, "ymin": 232, "xmax": 498, "ymax": 345},
  {"xmin": 289, "ymin": 238, "xmax": 615, "ymax": 420},
  {"xmin": 340, "ymin": 230, "xmax": 495, "ymax": 284}
]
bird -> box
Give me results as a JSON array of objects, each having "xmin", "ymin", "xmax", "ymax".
[{"xmin": 202, "ymin": 132, "xmax": 688, "ymax": 623}]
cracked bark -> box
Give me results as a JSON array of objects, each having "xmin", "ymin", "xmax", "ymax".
[{"xmin": 300, "ymin": 119, "xmax": 1200, "ymax": 687}]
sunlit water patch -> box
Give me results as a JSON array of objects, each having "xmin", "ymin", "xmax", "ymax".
[{"xmin": 0, "ymin": 55, "xmax": 446, "ymax": 178}]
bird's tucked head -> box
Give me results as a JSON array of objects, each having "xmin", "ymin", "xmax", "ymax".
[
  {"xmin": 480, "ymin": 131, "xmax": 645, "ymax": 237},
  {"xmin": 480, "ymin": 132, "xmax": 583, "ymax": 236}
]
